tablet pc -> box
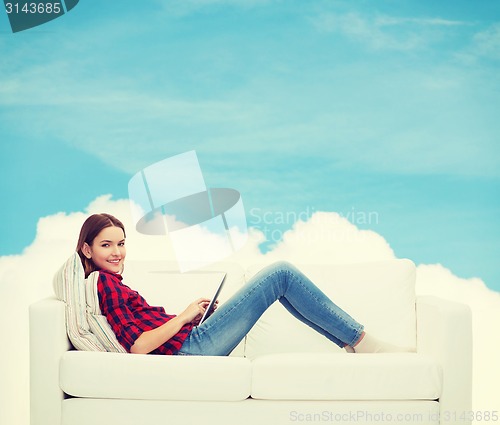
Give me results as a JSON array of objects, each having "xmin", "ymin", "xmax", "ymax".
[{"xmin": 199, "ymin": 273, "xmax": 226, "ymax": 324}]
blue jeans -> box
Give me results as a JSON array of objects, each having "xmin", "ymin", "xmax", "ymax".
[{"xmin": 176, "ymin": 261, "xmax": 364, "ymax": 356}]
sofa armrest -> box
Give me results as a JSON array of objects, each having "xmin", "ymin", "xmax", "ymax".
[
  {"xmin": 30, "ymin": 297, "xmax": 71, "ymax": 425},
  {"xmin": 416, "ymin": 295, "xmax": 472, "ymax": 425}
]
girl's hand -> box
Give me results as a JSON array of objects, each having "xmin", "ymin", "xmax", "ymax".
[
  {"xmin": 177, "ymin": 298, "xmax": 211, "ymax": 325},
  {"xmin": 191, "ymin": 300, "xmax": 219, "ymax": 326}
]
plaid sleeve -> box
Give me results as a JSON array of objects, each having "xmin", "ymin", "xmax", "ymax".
[{"xmin": 98, "ymin": 273, "xmax": 143, "ymax": 353}]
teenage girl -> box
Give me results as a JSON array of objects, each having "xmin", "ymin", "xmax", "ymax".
[{"xmin": 77, "ymin": 213, "xmax": 407, "ymax": 356}]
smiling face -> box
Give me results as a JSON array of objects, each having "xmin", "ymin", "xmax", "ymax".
[{"xmin": 82, "ymin": 226, "xmax": 126, "ymax": 274}]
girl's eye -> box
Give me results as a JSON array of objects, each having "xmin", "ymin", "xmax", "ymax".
[
  {"xmin": 119, "ymin": 242, "xmax": 125, "ymax": 247},
  {"xmin": 101, "ymin": 244, "xmax": 110, "ymax": 248}
]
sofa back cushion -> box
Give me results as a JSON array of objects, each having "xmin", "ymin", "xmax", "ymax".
[
  {"xmin": 122, "ymin": 261, "xmax": 246, "ymax": 312},
  {"xmin": 244, "ymin": 259, "xmax": 417, "ymax": 360}
]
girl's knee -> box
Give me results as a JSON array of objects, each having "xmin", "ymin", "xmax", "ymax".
[{"xmin": 271, "ymin": 260, "xmax": 297, "ymax": 274}]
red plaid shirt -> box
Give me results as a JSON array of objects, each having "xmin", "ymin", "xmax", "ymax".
[{"xmin": 97, "ymin": 270, "xmax": 193, "ymax": 355}]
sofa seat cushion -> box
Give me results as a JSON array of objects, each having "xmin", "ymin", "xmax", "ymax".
[
  {"xmin": 60, "ymin": 351, "xmax": 252, "ymax": 401},
  {"xmin": 251, "ymin": 353, "xmax": 441, "ymax": 400}
]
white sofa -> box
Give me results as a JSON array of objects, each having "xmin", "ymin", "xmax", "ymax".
[{"xmin": 30, "ymin": 259, "xmax": 472, "ymax": 425}]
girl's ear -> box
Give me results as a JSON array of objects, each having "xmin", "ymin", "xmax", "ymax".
[{"xmin": 82, "ymin": 242, "xmax": 92, "ymax": 259}]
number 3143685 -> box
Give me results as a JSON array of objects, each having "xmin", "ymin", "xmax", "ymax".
[{"xmin": 5, "ymin": 2, "xmax": 62, "ymax": 14}]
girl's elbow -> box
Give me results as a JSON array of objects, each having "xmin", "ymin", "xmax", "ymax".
[{"xmin": 130, "ymin": 341, "xmax": 146, "ymax": 354}]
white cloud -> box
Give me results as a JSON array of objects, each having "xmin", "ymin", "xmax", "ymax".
[
  {"xmin": 472, "ymin": 23, "xmax": 500, "ymax": 60},
  {"xmin": 0, "ymin": 60, "xmax": 266, "ymax": 175},
  {"xmin": 260, "ymin": 211, "xmax": 395, "ymax": 264},
  {"xmin": 375, "ymin": 16, "xmax": 470, "ymax": 28},
  {"xmin": 1, "ymin": 196, "xmax": 498, "ymax": 425},
  {"xmin": 452, "ymin": 22, "xmax": 500, "ymax": 66},
  {"xmin": 312, "ymin": 12, "xmax": 469, "ymax": 51}
]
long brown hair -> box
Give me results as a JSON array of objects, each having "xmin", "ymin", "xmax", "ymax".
[{"xmin": 76, "ymin": 213, "xmax": 126, "ymax": 277}]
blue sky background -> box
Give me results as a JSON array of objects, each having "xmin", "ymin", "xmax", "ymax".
[{"xmin": 1, "ymin": 0, "xmax": 499, "ymax": 291}]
